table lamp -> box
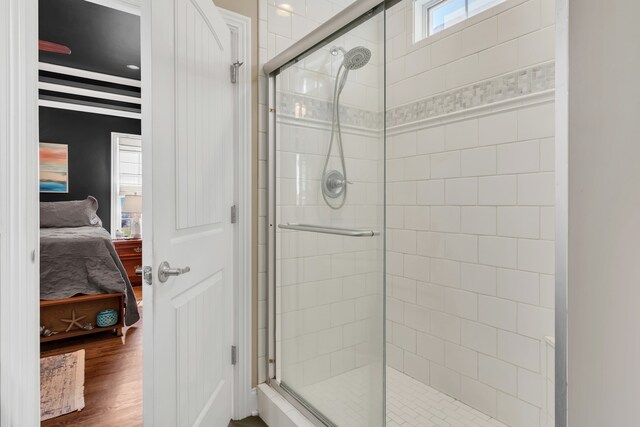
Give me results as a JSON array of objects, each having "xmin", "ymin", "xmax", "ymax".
[{"xmin": 122, "ymin": 194, "xmax": 142, "ymax": 238}]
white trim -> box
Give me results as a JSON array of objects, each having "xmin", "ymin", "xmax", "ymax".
[
  {"xmin": 219, "ymin": 7, "xmax": 255, "ymax": 420},
  {"xmin": 413, "ymin": 0, "xmax": 439, "ymax": 42},
  {"xmin": 0, "ymin": 0, "xmax": 40, "ymax": 424},
  {"xmin": 38, "ymin": 99, "xmax": 142, "ymax": 119},
  {"xmin": 81, "ymin": 0, "xmax": 141, "ymax": 16},
  {"xmin": 39, "ymin": 62, "xmax": 142, "ymax": 88},
  {"xmin": 277, "ymin": 115, "xmax": 380, "ymax": 138},
  {"xmin": 140, "ymin": 0, "xmax": 153, "ymax": 422},
  {"xmin": 111, "ymin": 134, "xmax": 119, "ymax": 239},
  {"xmin": 39, "ymin": 82, "xmax": 141, "ymax": 104},
  {"xmin": 111, "ymin": 133, "xmax": 143, "ymax": 238}
]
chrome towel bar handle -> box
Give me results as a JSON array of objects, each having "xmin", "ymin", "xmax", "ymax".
[{"xmin": 278, "ymin": 223, "xmax": 379, "ymax": 237}]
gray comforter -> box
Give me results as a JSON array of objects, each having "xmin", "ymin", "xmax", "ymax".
[{"xmin": 40, "ymin": 226, "xmax": 140, "ymax": 325}]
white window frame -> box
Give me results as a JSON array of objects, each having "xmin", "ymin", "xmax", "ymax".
[
  {"xmin": 414, "ymin": 0, "xmax": 440, "ymax": 42},
  {"xmin": 111, "ymin": 132, "xmax": 142, "ymax": 238},
  {"xmin": 414, "ymin": 0, "xmax": 506, "ymax": 42}
]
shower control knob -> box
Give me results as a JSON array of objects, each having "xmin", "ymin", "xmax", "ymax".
[{"xmin": 323, "ymin": 170, "xmax": 348, "ymax": 199}]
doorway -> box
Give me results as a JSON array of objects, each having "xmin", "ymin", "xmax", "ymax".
[{"xmin": 38, "ymin": 1, "xmax": 144, "ymax": 423}]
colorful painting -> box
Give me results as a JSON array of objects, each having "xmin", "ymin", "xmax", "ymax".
[{"xmin": 39, "ymin": 142, "xmax": 68, "ymax": 193}]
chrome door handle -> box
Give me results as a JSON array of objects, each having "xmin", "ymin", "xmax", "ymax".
[{"xmin": 158, "ymin": 261, "xmax": 191, "ymax": 283}]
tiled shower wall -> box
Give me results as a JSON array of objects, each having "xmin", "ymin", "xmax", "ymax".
[
  {"xmin": 258, "ymin": 0, "xmax": 362, "ymax": 384},
  {"xmin": 274, "ymin": 15, "xmax": 385, "ymax": 390},
  {"xmin": 385, "ymin": 0, "xmax": 555, "ymax": 426}
]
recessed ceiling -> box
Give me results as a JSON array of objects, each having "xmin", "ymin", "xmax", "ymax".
[{"xmin": 39, "ymin": 0, "xmax": 140, "ymax": 80}]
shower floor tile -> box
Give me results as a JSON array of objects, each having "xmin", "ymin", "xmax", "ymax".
[
  {"xmin": 386, "ymin": 368, "xmax": 509, "ymax": 427},
  {"xmin": 299, "ymin": 367, "xmax": 509, "ymax": 427}
]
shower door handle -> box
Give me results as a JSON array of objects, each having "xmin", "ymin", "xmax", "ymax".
[{"xmin": 278, "ymin": 223, "xmax": 379, "ymax": 237}]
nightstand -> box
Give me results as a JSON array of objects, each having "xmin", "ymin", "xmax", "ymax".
[{"xmin": 113, "ymin": 238, "xmax": 142, "ymax": 286}]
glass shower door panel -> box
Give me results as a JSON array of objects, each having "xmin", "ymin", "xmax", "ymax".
[{"xmin": 275, "ymin": 14, "xmax": 385, "ymax": 427}]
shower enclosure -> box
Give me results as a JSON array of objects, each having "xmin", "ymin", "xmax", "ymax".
[{"xmin": 265, "ymin": 0, "xmax": 558, "ymax": 426}]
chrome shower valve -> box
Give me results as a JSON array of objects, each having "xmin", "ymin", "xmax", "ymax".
[{"xmin": 322, "ymin": 170, "xmax": 351, "ymax": 199}]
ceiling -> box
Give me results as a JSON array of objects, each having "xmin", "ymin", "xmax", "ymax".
[{"xmin": 39, "ymin": 0, "xmax": 141, "ymax": 80}]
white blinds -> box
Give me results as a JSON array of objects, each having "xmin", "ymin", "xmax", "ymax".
[{"xmin": 118, "ymin": 137, "xmax": 142, "ymax": 196}]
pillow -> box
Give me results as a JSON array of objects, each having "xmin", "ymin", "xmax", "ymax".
[{"xmin": 40, "ymin": 196, "xmax": 103, "ymax": 228}]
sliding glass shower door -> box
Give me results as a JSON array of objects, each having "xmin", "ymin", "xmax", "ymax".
[{"xmin": 271, "ymin": 10, "xmax": 386, "ymax": 427}]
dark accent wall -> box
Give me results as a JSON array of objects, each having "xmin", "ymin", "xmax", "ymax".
[{"xmin": 39, "ymin": 107, "xmax": 141, "ymax": 232}]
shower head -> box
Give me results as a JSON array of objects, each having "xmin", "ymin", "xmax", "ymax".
[
  {"xmin": 330, "ymin": 45, "xmax": 372, "ymax": 70},
  {"xmin": 342, "ymin": 46, "xmax": 371, "ymax": 70},
  {"xmin": 322, "ymin": 45, "xmax": 371, "ymax": 210}
]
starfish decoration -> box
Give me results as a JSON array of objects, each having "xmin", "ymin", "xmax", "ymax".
[{"xmin": 60, "ymin": 310, "xmax": 87, "ymax": 332}]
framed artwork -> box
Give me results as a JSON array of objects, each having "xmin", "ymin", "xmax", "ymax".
[{"xmin": 39, "ymin": 142, "xmax": 69, "ymax": 193}]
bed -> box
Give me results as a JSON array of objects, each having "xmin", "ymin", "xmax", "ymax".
[{"xmin": 39, "ymin": 197, "xmax": 140, "ymax": 342}]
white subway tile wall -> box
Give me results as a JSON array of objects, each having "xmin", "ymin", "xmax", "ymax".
[{"xmin": 385, "ymin": 1, "xmax": 555, "ymax": 427}]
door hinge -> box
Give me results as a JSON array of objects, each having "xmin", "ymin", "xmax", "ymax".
[
  {"xmin": 230, "ymin": 60, "xmax": 244, "ymax": 84},
  {"xmin": 230, "ymin": 204, "xmax": 238, "ymax": 224},
  {"xmin": 231, "ymin": 345, "xmax": 237, "ymax": 365}
]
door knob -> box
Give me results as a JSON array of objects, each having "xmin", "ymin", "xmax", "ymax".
[{"xmin": 158, "ymin": 261, "xmax": 191, "ymax": 283}]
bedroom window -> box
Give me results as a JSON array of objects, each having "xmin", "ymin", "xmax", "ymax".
[
  {"xmin": 111, "ymin": 133, "xmax": 142, "ymax": 238},
  {"xmin": 414, "ymin": 0, "xmax": 506, "ymax": 42}
]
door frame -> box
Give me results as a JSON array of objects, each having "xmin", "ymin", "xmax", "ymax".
[
  {"xmin": 0, "ymin": 0, "xmax": 254, "ymax": 423},
  {"xmin": 217, "ymin": 8, "xmax": 255, "ymax": 420},
  {"xmin": 0, "ymin": 0, "xmax": 40, "ymax": 424}
]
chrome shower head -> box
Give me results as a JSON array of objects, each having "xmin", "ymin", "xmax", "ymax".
[{"xmin": 342, "ymin": 46, "xmax": 371, "ymax": 70}]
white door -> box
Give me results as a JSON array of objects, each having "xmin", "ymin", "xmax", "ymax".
[{"xmin": 142, "ymin": 0, "xmax": 234, "ymax": 425}]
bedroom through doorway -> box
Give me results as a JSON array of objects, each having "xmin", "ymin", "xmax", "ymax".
[{"xmin": 37, "ymin": 0, "xmax": 144, "ymax": 424}]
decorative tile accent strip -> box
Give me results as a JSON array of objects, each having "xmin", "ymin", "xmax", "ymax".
[
  {"xmin": 276, "ymin": 61, "xmax": 555, "ymax": 129},
  {"xmin": 387, "ymin": 61, "xmax": 555, "ymax": 128},
  {"xmin": 276, "ymin": 92, "xmax": 383, "ymax": 130}
]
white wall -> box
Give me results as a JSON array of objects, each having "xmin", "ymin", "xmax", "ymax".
[
  {"xmin": 567, "ymin": 0, "xmax": 640, "ymax": 425},
  {"xmin": 385, "ymin": 1, "xmax": 556, "ymax": 426}
]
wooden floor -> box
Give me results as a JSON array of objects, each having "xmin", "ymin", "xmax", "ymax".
[
  {"xmin": 41, "ymin": 286, "xmax": 268, "ymax": 427},
  {"xmin": 41, "ymin": 286, "xmax": 143, "ymax": 427}
]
